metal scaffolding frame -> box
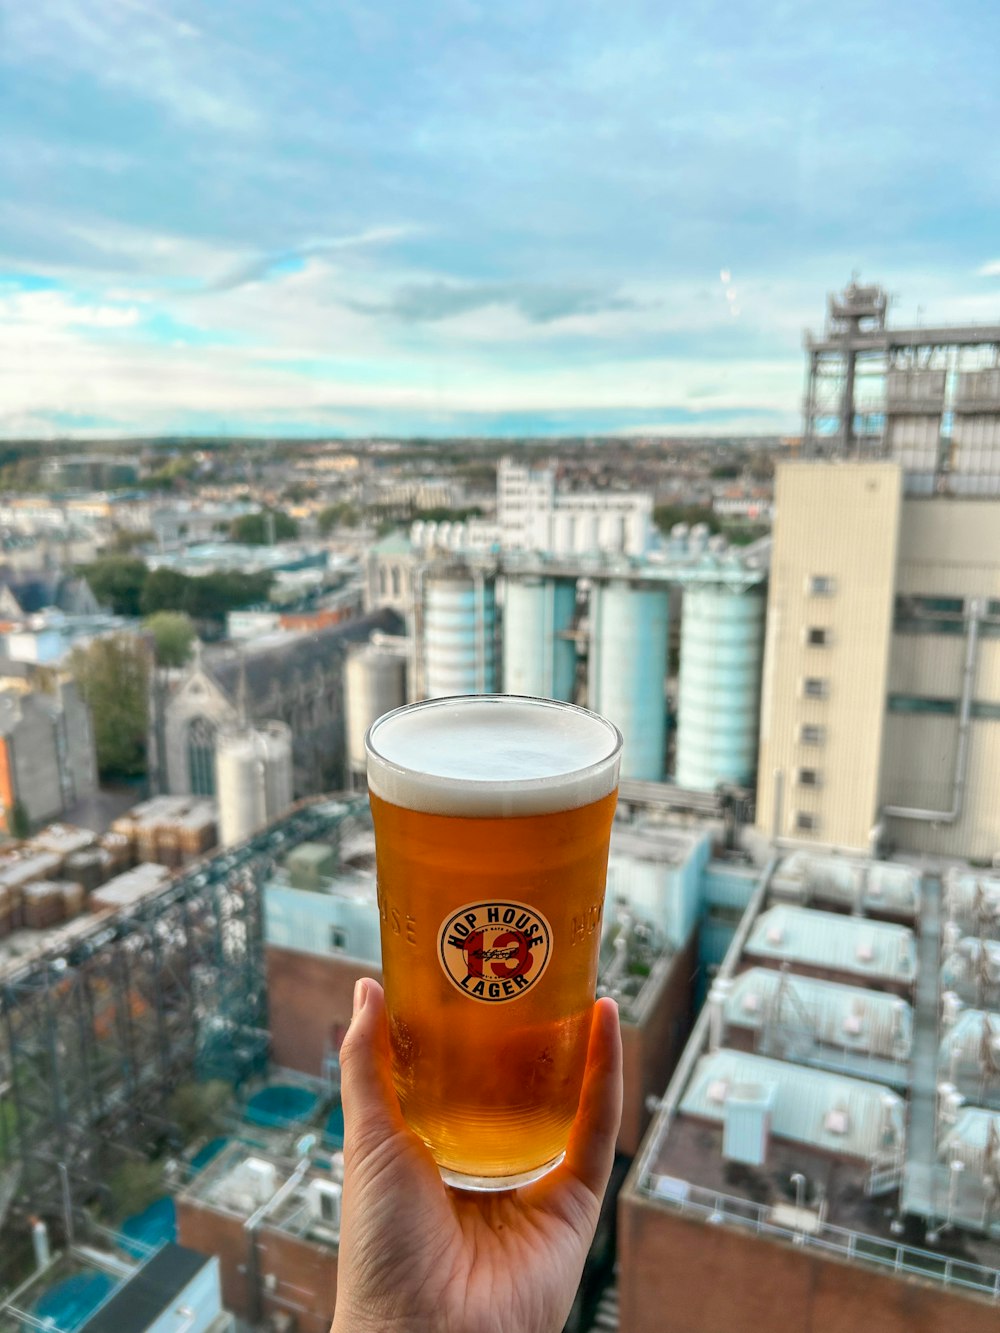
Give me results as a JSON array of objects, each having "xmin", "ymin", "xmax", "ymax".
[
  {"xmin": 802, "ymin": 281, "xmax": 1000, "ymax": 488},
  {"xmin": 0, "ymin": 797, "xmax": 362, "ymax": 1215}
]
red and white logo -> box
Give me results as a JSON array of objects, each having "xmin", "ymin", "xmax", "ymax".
[{"xmin": 438, "ymin": 900, "xmax": 552, "ymax": 1003}]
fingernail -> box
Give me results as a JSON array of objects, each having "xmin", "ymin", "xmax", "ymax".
[{"xmin": 353, "ymin": 978, "xmax": 369, "ymax": 1018}]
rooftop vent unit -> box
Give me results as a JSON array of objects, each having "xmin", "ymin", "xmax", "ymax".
[{"xmin": 308, "ymin": 1178, "xmax": 342, "ymax": 1232}]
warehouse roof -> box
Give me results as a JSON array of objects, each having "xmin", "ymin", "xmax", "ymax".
[
  {"xmin": 746, "ymin": 905, "xmax": 917, "ymax": 985},
  {"xmin": 680, "ymin": 1048, "xmax": 906, "ymax": 1160},
  {"xmin": 725, "ymin": 968, "xmax": 913, "ymax": 1060}
]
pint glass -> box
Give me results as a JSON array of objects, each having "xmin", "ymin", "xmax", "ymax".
[{"xmin": 366, "ymin": 694, "xmax": 622, "ymax": 1191}]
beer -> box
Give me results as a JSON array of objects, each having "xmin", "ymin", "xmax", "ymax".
[{"xmin": 366, "ymin": 695, "xmax": 621, "ymax": 1190}]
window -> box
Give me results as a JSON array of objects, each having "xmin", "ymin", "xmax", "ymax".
[
  {"xmin": 329, "ymin": 927, "xmax": 348, "ymax": 951},
  {"xmin": 797, "ymin": 768, "xmax": 821, "ymax": 787},
  {"xmin": 887, "ymin": 694, "xmax": 958, "ymax": 716},
  {"xmin": 799, "ymin": 724, "xmax": 825, "ymax": 745},
  {"xmin": 806, "ymin": 626, "xmax": 831, "ymax": 646},
  {"xmin": 972, "ymin": 702, "xmax": 1000, "ymax": 720},
  {"xmin": 895, "ymin": 594, "xmax": 965, "ymax": 636},
  {"xmin": 187, "ymin": 716, "xmax": 216, "ymax": 796},
  {"xmin": 795, "ymin": 811, "xmax": 819, "ymax": 832},
  {"xmin": 802, "ymin": 677, "xmax": 828, "ymax": 699},
  {"xmin": 809, "ymin": 575, "xmax": 836, "ymax": 596}
]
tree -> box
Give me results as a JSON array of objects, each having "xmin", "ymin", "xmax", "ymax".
[
  {"xmin": 140, "ymin": 567, "xmax": 190, "ymax": 618},
  {"xmin": 8, "ymin": 799, "xmax": 30, "ymax": 839},
  {"xmin": 652, "ymin": 504, "xmax": 721, "ymax": 536},
  {"xmin": 71, "ymin": 635, "xmax": 149, "ymax": 780},
  {"xmin": 79, "ymin": 556, "xmax": 148, "ymax": 616},
  {"xmin": 144, "ymin": 611, "xmax": 195, "ymax": 667},
  {"xmin": 230, "ymin": 508, "xmax": 298, "ymax": 545},
  {"xmin": 169, "ymin": 1080, "xmax": 233, "ymax": 1140},
  {"xmin": 317, "ymin": 502, "xmax": 361, "ymax": 534}
]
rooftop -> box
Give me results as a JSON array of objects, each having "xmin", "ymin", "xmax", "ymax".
[{"xmin": 745, "ymin": 904, "xmax": 917, "ymax": 986}]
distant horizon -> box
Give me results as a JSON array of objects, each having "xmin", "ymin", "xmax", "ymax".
[{"xmin": 3, "ymin": 2, "xmax": 998, "ymax": 439}]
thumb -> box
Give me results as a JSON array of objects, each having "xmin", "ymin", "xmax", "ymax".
[{"xmin": 338, "ymin": 979, "xmax": 408, "ymax": 1157}]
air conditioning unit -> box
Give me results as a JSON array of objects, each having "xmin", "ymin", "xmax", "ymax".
[
  {"xmin": 308, "ymin": 1178, "xmax": 342, "ymax": 1230},
  {"xmin": 243, "ymin": 1157, "xmax": 278, "ymax": 1205}
]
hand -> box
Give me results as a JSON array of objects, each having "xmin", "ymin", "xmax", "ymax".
[{"xmin": 330, "ymin": 978, "xmax": 622, "ymax": 1333}]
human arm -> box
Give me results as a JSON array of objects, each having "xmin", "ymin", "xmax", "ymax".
[{"xmin": 330, "ymin": 977, "xmax": 623, "ymax": 1333}]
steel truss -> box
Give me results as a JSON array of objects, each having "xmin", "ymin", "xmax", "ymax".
[{"xmin": 0, "ymin": 798, "xmax": 360, "ymax": 1214}]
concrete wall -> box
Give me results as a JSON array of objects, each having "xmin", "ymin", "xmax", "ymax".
[
  {"xmin": 618, "ymin": 1195, "xmax": 997, "ymax": 1333},
  {"xmin": 11, "ymin": 699, "xmax": 64, "ymax": 826},
  {"xmin": 619, "ymin": 933, "xmax": 697, "ymax": 1157},
  {"xmin": 266, "ymin": 945, "xmax": 382, "ymax": 1076},
  {"xmin": 756, "ymin": 463, "xmax": 902, "ymax": 851}
]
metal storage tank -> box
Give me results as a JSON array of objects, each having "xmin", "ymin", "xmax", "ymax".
[
  {"xmin": 422, "ymin": 565, "xmax": 497, "ymax": 698},
  {"xmin": 588, "ymin": 581, "xmax": 669, "ymax": 780},
  {"xmin": 675, "ymin": 586, "xmax": 766, "ymax": 790},
  {"xmin": 215, "ymin": 722, "xmax": 294, "ymax": 848},
  {"xmin": 502, "ymin": 576, "xmax": 577, "ymax": 700},
  {"xmin": 344, "ymin": 643, "xmax": 408, "ymax": 776}
]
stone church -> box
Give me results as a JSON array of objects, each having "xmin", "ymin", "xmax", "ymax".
[{"xmin": 149, "ymin": 609, "xmax": 402, "ymax": 799}]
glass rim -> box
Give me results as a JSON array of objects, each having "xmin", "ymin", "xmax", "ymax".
[{"xmin": 365, "ymin": 693, "xmax": 623, "ymax": 798}]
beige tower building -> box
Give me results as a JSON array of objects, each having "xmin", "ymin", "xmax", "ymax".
[{"xmin": 757, "ymin": 460, "xmax": 1000, "ymax": 860}]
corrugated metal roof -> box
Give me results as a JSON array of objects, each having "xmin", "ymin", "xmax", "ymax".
[
  {"xmin": 939, "ymin": 1107, "xmax": 1000, "ymax": 1173},
  {"xmin": 771, "ymin": 852, "xmax": 921, "ymax": 918},
  {"xmin": 726, "ymin": 968, "xmax": 913, "ymax": 1060},
  {"xmin": 680, "ymin": 1048, "xmax": 906, "ymax": 1160},
  {"xmin": 944, "ymin": 869, "xmax": 1000, "ymax": 933},
  {"xmin": 746, "ymin": 905, "xmax": 917, "ymax": 984},
  {"xmin": 939, "ymin": 1009, "xmax": 1000, "ymax": 1073}
]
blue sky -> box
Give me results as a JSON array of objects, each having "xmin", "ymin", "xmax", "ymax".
[{"xmin": 1, "ymin": 0, "xmax": 999, "ymax": 439}]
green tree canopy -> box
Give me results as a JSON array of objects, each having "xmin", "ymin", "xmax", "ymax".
[
  {"xmin": 79, "ymin": 556, "xmax": 148, "ymax": 616},
  {"xmin": 144, "ymin": 611, "xmax": 196, "ymax": 667},
  {"xmin": 230, "ymin": 508, "xmax": 298, "ymax": 544},
  {"xmin": 652, "ymin": 504, "xmax": 721, "ymax": 536},
  {"xmin": 317, "ymin": 502, "xmax": 361, "ymax": 534},
  {"xmin": 71, "ymin": 634, "xmax": 149, "ymax": 780},
  {"xmin": 140, "ymin": 567, "xmax": 272, "ymax": 623}
]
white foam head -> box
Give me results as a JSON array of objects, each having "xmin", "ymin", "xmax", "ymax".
[{"xmin": 366, "ymin": 695, "xmax": 622, "ymax": 816}]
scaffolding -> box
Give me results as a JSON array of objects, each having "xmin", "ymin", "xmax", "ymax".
[
  {"xmin": 803, "ymin": 281, "xmax": 1000, "ymax": 494},
  {"xmin": 0, "ymin": 797, "xmax": 364, "ymax": 1217}
]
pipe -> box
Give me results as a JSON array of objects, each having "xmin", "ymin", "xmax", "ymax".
[{"xmin": 883, "ymin": 599, "xmax": 982, "ymax": 823}]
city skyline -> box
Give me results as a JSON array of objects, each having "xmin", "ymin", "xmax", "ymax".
[{"xmin": 2, "ymin": 0, "xmax": 999, "ymax": 439}]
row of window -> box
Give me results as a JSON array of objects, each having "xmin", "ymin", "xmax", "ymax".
[{"xmin": 887, "ymin": 696, "xmax": 1000, "ymax": 720}]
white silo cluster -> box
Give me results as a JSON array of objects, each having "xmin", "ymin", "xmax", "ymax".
[
  {"xmin": 215, "ymin": 721, "xmax": 294, "ymax": 848},
  {"xmin": 420, "ymin": 564, "xmax": 498, "ymax": 698},
  {"xmin": 410, "ymin": 519, "xmax": 469, "ymax": 553},
  {"xmin": 344, "ymin": 640, "xmax": 408, "ymax": 779},
  {"xmin": 501, "ymin": 575, "xmax": 577, "ymax": 700}
]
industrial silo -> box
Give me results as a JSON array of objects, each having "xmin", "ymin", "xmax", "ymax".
[
  {"xmin": 502, "ymin": 575, "xmax": 577, "ymax": 700},
  {"xmin": 344, "ymin": 642, "xmax": 408, "ymax": 778},
  {"xmin": 215, "ymin": 722, "xmax": 294, "ymax": 847},
  {"xmin": 421, "ymin": 564, "xmax": 497, "ymax": 698},
  {"xmin": 674, "ymin": 587, "xmax": 766, "ymax": 790},
  {"xmin": 588, "ymin": 581, "xmax": 669, "ymax": 780}
]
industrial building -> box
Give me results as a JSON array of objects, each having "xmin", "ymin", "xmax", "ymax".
[
  {"xmin": 495, "ymin": 456, "xmax": 653, "ymax": 558},
  {"xmin": 757, "ymin": 282, "xmax": 1000, "ymax": 860},
  {"xmin": 617, "ymin": 851, "xmax": 1000, "ymax": 1333},
  {"xmin": 176, "ymin": 1141, "xmax": 342, "ymax": 1333},
  {"xmin": 0, "ymin": 681, "xmax": 97, "ymax": 832},
  {"xmin": 149, "ymin": 608, "xmax": 402, "ymax": 800},
  {"xmin": 0, "ymin": 1236, "xmax": 230, "ymax": 1333},
  {"xmin": 361, "ymin": 535, "xmax": 769, "ymax": 790}
]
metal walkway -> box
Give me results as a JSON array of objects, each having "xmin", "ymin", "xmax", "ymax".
[{"xmin": 902, "ymin": 873, "xmax": 944, "ymax": 1221}]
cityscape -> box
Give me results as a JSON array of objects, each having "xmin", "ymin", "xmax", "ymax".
[
  {"xmin": 0, "ymin": 281, "xmax": 997, "ymax": 1331},
  {"xmin": 3, "ymin": 2, "xmax": 1000, "ymax": 1331}
]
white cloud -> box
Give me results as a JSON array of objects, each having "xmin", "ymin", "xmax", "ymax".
[
  {"xmin": 978, "ymin": 260, "xmax": 1000, "ymax": 278},
  {"xmin": 0, "ymin": 0, "xmax": 258, "ymax": 133}
]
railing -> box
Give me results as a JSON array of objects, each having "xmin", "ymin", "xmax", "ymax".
[{"xmin": 641, "ymin": 1175, "xmax": 1000, "ymax": 1300}]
